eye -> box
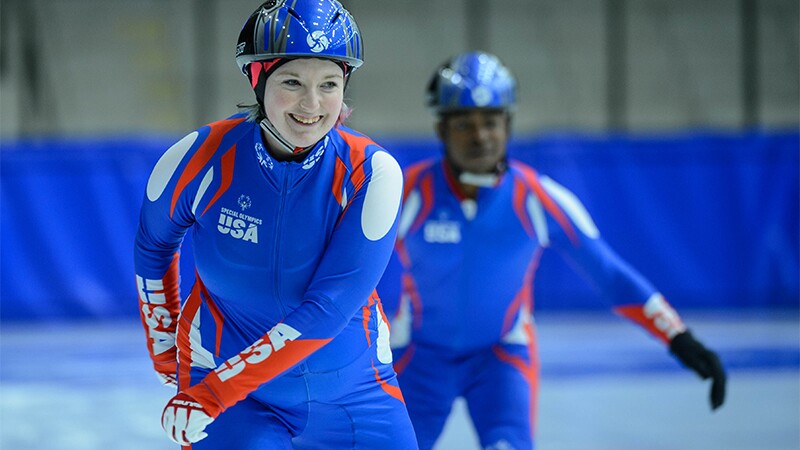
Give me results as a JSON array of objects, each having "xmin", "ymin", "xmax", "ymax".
[
  {"xmin": 282, "ymin": 79, "xmax": 301, "ymax": 87},
  {"xmin": 485, "ymin": 118, "xmax": 501, "ymax": 128},
  {"xmin": 321, "ymin": 80, "xmax": 340, "ymax": 90},
  {"xmin": 451, "ymin": 119, "xmax": 470, "ymax": 131}
]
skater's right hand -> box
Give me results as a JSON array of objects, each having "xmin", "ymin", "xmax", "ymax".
[{"xmin": 161, "ymin": 391, "xmax": 215, "ymax": 445}]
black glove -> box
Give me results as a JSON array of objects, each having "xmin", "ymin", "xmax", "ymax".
[{"xmin": 669, "ymin": 330, "xmax": 726, "ymax": 410}]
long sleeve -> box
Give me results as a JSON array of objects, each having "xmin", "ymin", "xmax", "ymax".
[
  {"xmin": 533, "ymin": 174, "xmax": 687, "ymax": 344},
  {"xmin": 134, "ymin": 132, "xmax": 201, "ymax": 373}
]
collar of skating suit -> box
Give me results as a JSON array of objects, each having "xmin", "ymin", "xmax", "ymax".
[
  {"xmin": 443, "ymin": 158, "xmax": 506, "ymax": 194},
  {"xmin": 253, "ymin": 125, "xmax": 329, "ymax": 172}
]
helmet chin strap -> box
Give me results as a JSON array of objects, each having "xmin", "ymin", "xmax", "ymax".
[{"xmin": 259, "ymin": 117, "xmax": 306, "ymax": 155}]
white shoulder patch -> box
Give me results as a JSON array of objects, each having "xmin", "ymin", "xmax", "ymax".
[
  {"xmin": 147, "ymin": 131, "xmax": 198, "ymax": 202},
  {"xmin": 540, "ymin": 176, "xmax": 600, "ymax": 239},
  {"xmin": 361, "ymin": 151, "xmax": 403, "ymax": 241}
]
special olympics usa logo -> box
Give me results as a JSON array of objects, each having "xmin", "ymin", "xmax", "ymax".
[
  {"xmin": 307, "ymin": 30, "xmax": 330, "ymax": 53},
  {"xmin": 238, "ymin": 194, "xmax": 252, "ymax": 211}
]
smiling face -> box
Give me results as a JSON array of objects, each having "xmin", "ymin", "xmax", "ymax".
[
  {"xmin": 437, "ymin": 109, "xmax": 510, "ymax": 174},
  {"xmin": 262, "ymin": 58, "xmax": 345, "ymax": 149}
]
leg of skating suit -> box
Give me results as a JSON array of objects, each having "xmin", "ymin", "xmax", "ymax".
[
  {"xmin": 179, "ymin": 292, "xmax": 417, "ymax": 450},
  {"xmin": 464, "ymin": 342, "xmax": 539, "ymax": 450},
  {"xmin": 186, "ymin": 394, "xmax": 296, "ymax": 449},
  {"xmin": 291, "ymin": 346, "xmax": 418, "ymax": 450},
  {"xmin": 393, "ymin": 344, "xmax": 461, "ymax": 450},
  {"xmin": 182, "ymin": 355, "xmax": 417, "ymax": 450}
]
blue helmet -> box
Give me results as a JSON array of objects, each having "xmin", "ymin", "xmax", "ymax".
[
  {"xmin": 426, "ymin": 51, "xmax": 516, "ymax": 114},
  {"xmin": 235, "ymin": 0, "xmax": 364, "ymax": 76}
]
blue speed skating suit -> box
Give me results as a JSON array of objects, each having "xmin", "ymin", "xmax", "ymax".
[
  {"xmin": 134, "ymin": 114, "xmax": 417, "ymax": 449},
  {"xmin": 382, "ymin": 158, "xmax": 687, "ymax": 450}
]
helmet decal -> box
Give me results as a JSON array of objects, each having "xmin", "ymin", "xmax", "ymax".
[
  {"xmin": 471, "ymin": 86, "xmax": 492, "ymax": 107},
  {"xmin": 307, "ymin": 30, "xmax": 330, "ymax": 53}
]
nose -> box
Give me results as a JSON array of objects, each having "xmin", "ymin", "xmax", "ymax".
[
  {"xmin": 299, "ymin": 88, "xmax": 320, "ymax": 112},
  {"xmin": 471, "ymin": 124, "xmax": 492, "ymax": 143}
]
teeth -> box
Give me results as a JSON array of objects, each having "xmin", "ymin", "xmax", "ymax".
[{"xmin": 291, "ymin": 114, "xmax": 320, "ymax": 125}]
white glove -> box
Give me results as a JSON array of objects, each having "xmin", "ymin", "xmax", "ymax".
[{"xmin": 161, "ymin": 392, "xmax": 215, "ymax": 445}]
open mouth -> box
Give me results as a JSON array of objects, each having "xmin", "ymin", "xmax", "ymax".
[{"xmin": 290, "ymin": 113, "xmax": 322, "ymax": 125}]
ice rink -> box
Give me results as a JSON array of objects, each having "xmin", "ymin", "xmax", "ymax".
[{"xmin": 1, "ymin": 310, "xmax": 797, "ymax": 450}]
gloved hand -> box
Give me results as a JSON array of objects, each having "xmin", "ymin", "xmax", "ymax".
[
  {"xmin": 161, "ymin": 391, "xmax": 215, "ymax": 445},
  {"xmin": 669, "ymin": 330, "xmax": 726, "ymax": 410}
]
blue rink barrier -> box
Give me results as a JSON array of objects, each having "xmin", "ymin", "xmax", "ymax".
[{"xmin": 1, "ymin": 129, "xmax": 797, "ymax": 320}]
